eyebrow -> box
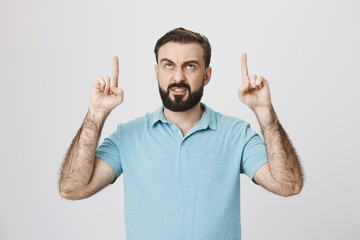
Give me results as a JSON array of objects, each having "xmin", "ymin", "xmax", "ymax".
[
  {"xmin": 184, "ymin": 60, "xmax": 200, "ymax": 66},
  {"xmin": 160, "ymin": 58, "xmax": 174, "ymax": 64},
  {"xmin": 159, "ymin": 58, "xmax": 201, "ymax": 66}
]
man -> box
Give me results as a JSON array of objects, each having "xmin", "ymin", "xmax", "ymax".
[{"xmin": 59, "ymin": 27, "xmax": 303, "ymax": 239}]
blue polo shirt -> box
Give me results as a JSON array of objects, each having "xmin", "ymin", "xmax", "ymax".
[{"xmin": 96, "ymin": 103, "xmax": 268, "ymax": 240}]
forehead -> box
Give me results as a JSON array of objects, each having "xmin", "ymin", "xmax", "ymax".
[{"xmin": 158, "ymin": 42, "xmax": 204, "ymax": 65}]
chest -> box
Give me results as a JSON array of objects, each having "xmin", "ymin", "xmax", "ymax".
[{"xmin": 119, "ymin": 127, "xmax": 243, "ymax": 186}]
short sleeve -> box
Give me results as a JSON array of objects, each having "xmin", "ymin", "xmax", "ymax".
[
  {"xmin": 96, "ymin": 124, "xmax": 123, "ymax": 180},
  {"xmin": 240, "ymin": 125, "xmax": 268, "ymax": 180}
]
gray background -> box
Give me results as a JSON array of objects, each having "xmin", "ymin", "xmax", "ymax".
[{"xmin": 1, "ymin": 0, "xmax": 359, "ymax": 239}]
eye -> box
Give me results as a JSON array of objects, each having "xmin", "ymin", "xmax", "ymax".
[
  {"xmin": 164, "ymin": 63, "xmax": 173, "ymax": 69},
  {"xmin": 186, "ymin": 64, "xmax": 195, "ymax": 70}
]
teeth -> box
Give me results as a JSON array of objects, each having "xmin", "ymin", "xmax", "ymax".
[{"xmin": 174, "ymin": 89, "xmax": 185, "ymax": 92}]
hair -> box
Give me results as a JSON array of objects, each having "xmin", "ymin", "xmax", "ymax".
[{"xmin": 154, "ymin": 27, "xmax": 212, "ymax": 68}]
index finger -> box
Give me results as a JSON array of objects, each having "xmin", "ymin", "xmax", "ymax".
[
  {"xmin": 111, "ymin": 56, "xmax": 119, "ymax": 87},
  {"xmin": 241, "ymin": 52, "xmax": 249, "ymax": 80}
]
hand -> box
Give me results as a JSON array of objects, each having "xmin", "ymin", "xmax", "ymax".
[
  {"xmin": 238, "ymin": 53, "xmax": 271, "ymax": 111},
  {"xmin": 90, "ymin": 56, "xmax": 124, "ymax": 115}
]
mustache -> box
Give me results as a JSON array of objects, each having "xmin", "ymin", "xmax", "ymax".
[{"xmin": 167, "ymin": 83, "xmax": 191, "ymax": 91}]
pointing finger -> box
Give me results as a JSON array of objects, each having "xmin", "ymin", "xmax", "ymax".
[
  {"xmin": 241, "ymin": 53, "xmax": 249, "ymax": 80},
  {"xmin": 111, "ymin": 56, "xmax": 119, "ymax": 87}
]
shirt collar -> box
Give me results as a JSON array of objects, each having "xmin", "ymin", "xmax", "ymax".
[
  {"xmin": 150, "ymin": 105, "xmax": 168, "ymax": 126},
  {"xmin": 150, "ymin": 103, "xmax": 217, "ymax": 131}
]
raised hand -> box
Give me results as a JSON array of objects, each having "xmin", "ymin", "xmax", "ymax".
[
  {"xmin": 90, "ymin": 56, "xmax": 124, "ymax": 115},
  {"xmin": 238, "ymin": 53, "xmax": 271, "ymax": 111},
  {"xmin": 60, "ymin": 57, "xmax": 122, "ymax": 200}
]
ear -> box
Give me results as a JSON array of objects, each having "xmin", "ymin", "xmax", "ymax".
[
  {"xmin": 203, "ymin": 67, "xmax": 212, "ymax": 86},
  {"xmin": 154, "ymin": 64, "xmax": 159, "ymax": 81}
]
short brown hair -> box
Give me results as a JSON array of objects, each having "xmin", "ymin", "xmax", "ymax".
[{"xmin": 154, "ymin": 27, "xmax": 212, "ymax": 68}]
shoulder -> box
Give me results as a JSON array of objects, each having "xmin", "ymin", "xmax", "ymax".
[
  {"xmin": 121, "ymin": 115, "xmax": 148, "ymax": 129},
  {"xmin": 210, "ymin": 107, "xmax": 250, "ymax": 130},
  {"xmin": 205, "ymin": 105, "xmax": 258, "ymax": 141},
  {"xmin": 117, "ymin": 108, "xmax": 158, "ymax": 133}
]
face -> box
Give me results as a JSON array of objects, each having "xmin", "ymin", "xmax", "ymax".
[{"xmin": 155, "ymin": 42, "xmax": 212, "ymax": 112}]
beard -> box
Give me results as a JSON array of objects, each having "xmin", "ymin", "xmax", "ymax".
[{"xmin": 158, "ymin": 80, "xmax": 204, "ymax": 112}]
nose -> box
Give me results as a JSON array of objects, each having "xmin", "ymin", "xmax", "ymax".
[{"xmin": 173, "ymin": 67, "xmax": 186, "ymax": 83}]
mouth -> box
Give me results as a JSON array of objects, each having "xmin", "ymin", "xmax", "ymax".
[{"xmin": 170, "ymin": 87, "xmax": 188, "ymax": 95}]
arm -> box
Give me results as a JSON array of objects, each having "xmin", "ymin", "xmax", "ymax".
[
  {"xmin": 253, "ymin": 105, "xmax": 303, "ymax": 196},
  {"xmin": 238, "ymin": 53, "xmax": 303, "ymax": 197},
  {"xmin": 59, "ymin": 56, "xmax": 124, "ymax": 200}
]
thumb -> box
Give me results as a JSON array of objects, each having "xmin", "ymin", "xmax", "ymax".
[
  {"xmin": 238, "ymin": 80, "xmax": 250, "ymax": 99},
  {"xmin": 110, "ymin": 86, "xmax": 124, "ymax": 96},
  {"xmin": 110, "ymin": 86, "xmax": 124, "ymax": 105}
]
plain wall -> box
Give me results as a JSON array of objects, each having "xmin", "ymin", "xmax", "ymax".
[{"xmin": 1, "ymin": 0, "xmax": 359, "ymax": 239}]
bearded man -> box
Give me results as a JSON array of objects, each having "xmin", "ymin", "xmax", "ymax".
[{"xmin": 59, "ymin": 27, "xmax": 303, "ymax": 240}]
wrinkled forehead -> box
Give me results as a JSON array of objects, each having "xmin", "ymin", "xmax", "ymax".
[{"xmin": 157, "ymin": 42, "xmax": 205, "ymax": 66}]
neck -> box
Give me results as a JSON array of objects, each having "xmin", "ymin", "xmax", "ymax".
[{"xmin": 163, "ymin": 103, "xmax": 204, "ymax": 136}]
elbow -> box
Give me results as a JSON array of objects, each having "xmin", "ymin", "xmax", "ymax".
[
  {"xmin": 280, "ymin": 181, "xmax": 303, "ymax": 197},
  {"xmin": 60, "ymin": 190, "xmax": 71, "ymax": 200},
  {"xmin": 59, "ymin": 187, "xmax": 76, "ymax": 200},
  {"xmin": 292, "ymin": 176, "xmax": 304, "ymax": 196},
  {"xmin": 60, "ymin": 189, "xmax": 85, "ymax": 200},
  {"xmin": 60, "ymin": 188, "xmax": 75, "ymax": 200},
  {"xmin": 292, "ymin": 181, "xmax": 303, "ymax": 195},
  {"xmin": 286, "ymin": 184, "xmax": 302, "ymax": 197},
  {"xmin": 59, "ymin": 184, "xmax": 86, "ymax": 200}
]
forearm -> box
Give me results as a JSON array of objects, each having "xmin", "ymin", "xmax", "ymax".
[
  {"xmin": 59, "ymin": 109, "xmax": 108, "ymax": 198},
  {"xmin": 254, "ymin": 105, "xmax": 303, "ymax": 195}
]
